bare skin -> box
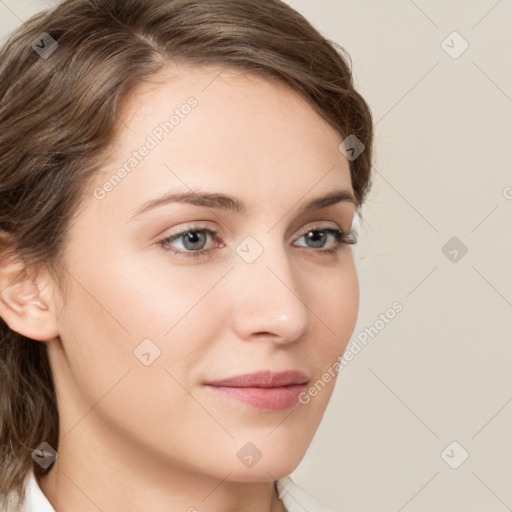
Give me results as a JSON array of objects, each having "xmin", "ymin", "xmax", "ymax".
[{"xmin": 0, "ymin": 64, "xmax": 359, "ymax": 511}]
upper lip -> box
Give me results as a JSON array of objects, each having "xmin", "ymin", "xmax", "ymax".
[{"xmin": 204, "ymin": 370, "xmax": 309, "ymax": 388}]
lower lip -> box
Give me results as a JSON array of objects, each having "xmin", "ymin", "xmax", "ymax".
[{"xmin": 204, "ymin": 384, "xmax": 308, "ymax": 411}]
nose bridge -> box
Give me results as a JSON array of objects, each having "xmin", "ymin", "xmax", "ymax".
[{"xmin": 230, "ymin": 233, "xmax": 312, "ymax": 342}]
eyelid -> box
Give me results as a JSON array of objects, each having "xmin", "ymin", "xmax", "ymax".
[
  {"xmin": 162, "ymin": 220, "xmax": 218, "ymax": 238},
  {"xmin": 161, "ymin": 219, "xmax": 346, "ymax": 242},
  {"xmin": 294, "ymin": 221, "xmax": 341, "ymax": 236}
]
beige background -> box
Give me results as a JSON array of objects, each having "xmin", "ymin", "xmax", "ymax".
[{"xmin": 1, "ymin": 1, "xmax": 511, "ymax": 511}]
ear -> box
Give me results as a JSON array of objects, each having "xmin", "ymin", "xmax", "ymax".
[{"xmin": 0, "ymin": 254, "xmax": 60, "ymax": 342}]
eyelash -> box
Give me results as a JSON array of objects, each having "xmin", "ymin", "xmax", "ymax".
[{"xmin": 157, "ymin": 223, "xmax": 357, "ymax": 260}]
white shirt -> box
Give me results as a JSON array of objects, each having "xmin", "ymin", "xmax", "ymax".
[{"xmin": 17, "ymin": 469, "xmax": 338, "ymax": 512}]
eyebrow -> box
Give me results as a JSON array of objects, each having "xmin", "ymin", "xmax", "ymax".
[{"xmin": 130, "ymin": 188, "xmax": 357, "ymax": 219}]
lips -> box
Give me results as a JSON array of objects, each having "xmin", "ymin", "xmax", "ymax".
[
  {"xmin": 203, "ymin": 370, "xmax": 309, "ymax": 411},
  {"xmin": 204, "ymin": 370, "xmax": 309, "ymax": 388}
]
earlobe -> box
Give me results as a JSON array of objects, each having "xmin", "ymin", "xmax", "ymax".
[{"xmin": 0, "ymin": 258, "xmax": 59, "ymax": 342}]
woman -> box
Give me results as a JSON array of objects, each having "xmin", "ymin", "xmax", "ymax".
[{"xmin": 0, "ymin": 0, "xmax": 373, "ymax": 510}]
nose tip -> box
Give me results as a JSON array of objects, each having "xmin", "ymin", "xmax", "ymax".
[
  {"xmin": 254, "ymin": 314, "xmax": 300, "ymax": 344},
  {"xmin": 230, "ymin": 264, "xmax": 313, "ymax": 345}
]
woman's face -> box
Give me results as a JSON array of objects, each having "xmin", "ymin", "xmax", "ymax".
[{"xmin": 46, "ymin": 64, "xmax": 359, "ymax": 484}]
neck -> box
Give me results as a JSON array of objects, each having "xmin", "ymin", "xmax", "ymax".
[{"xmin": 37, "ymin": 436, "xmax": 287, "ymax": 512}]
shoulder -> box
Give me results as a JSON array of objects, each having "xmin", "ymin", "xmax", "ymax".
[{"xmin": 276, "ymin": 476, "xmax": 339, "ymax": 512}]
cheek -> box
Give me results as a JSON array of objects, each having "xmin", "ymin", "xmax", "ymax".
[
  {"xmin": 309, "ymin": 256, "xmax": 359, "ymax": 360},
  {"xmin": 54, "ymin": 258, "xmax": 212, "ymax": 454},
  {"xmin": 56, "ymin": 246, "xmax": 222, "ymax": 403},
  {"xmin": 300, "ymin": 260, "xmax": 358, "ymax": 409}
]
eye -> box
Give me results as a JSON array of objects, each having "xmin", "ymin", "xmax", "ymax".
[
  {"xmin": 157, "ymin": 223, "xmax": 357, "ymax": 259},
  {"xmin": 158, "ymin": 225, "xmax": 219, "ymax": 259},
  {"xmin": 293, "ymin": 225, "xmax": 357, "ymax": 255}
]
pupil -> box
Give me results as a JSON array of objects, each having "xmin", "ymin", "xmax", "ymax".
[
  {"xmin": 308, "ymin": 230, "xmax": 325, "ymax": 248},
  {"xmin": 185, "ymin": 231, "xmax": 205, "ymax": 250}
]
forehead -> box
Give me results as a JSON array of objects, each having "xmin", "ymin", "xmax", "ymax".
[{"xmin": 89, "ymin": 64, "xmax": 353, "ymax": 217}]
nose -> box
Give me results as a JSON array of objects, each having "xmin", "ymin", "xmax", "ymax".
[{"xmin": 229, "ymin": 242, "xmax": 313, "ymax": 345}]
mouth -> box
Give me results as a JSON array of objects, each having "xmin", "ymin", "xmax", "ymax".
[{"xmin": 203, "ymin": 370, "xmax": 309, "ymax": 411}]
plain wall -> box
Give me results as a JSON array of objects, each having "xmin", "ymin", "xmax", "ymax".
[{"xmin": 1, "ymin": 1, "xmax": 511, "ymax": 511}]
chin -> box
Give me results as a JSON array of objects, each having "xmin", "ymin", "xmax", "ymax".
[
  {"xmin": 221, "ymin": 435, "xmax": 310, "ymax": 482},
  {"xmin": 226, "ymin": 460, "xmax": 302, "ymax": 483}
]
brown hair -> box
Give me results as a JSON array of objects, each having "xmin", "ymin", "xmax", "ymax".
[{"xmin": 0, "ymin": 0, "xmax": 373, "ymax": 508}]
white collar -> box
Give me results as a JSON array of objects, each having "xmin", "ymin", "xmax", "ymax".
[
  {"xmin": 276, "ymin": 476, "xmax": 338, "ymax": 512},
  {"xmin": 22, "ymin": 471, "xmax": 55, "ymax": 512}
]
